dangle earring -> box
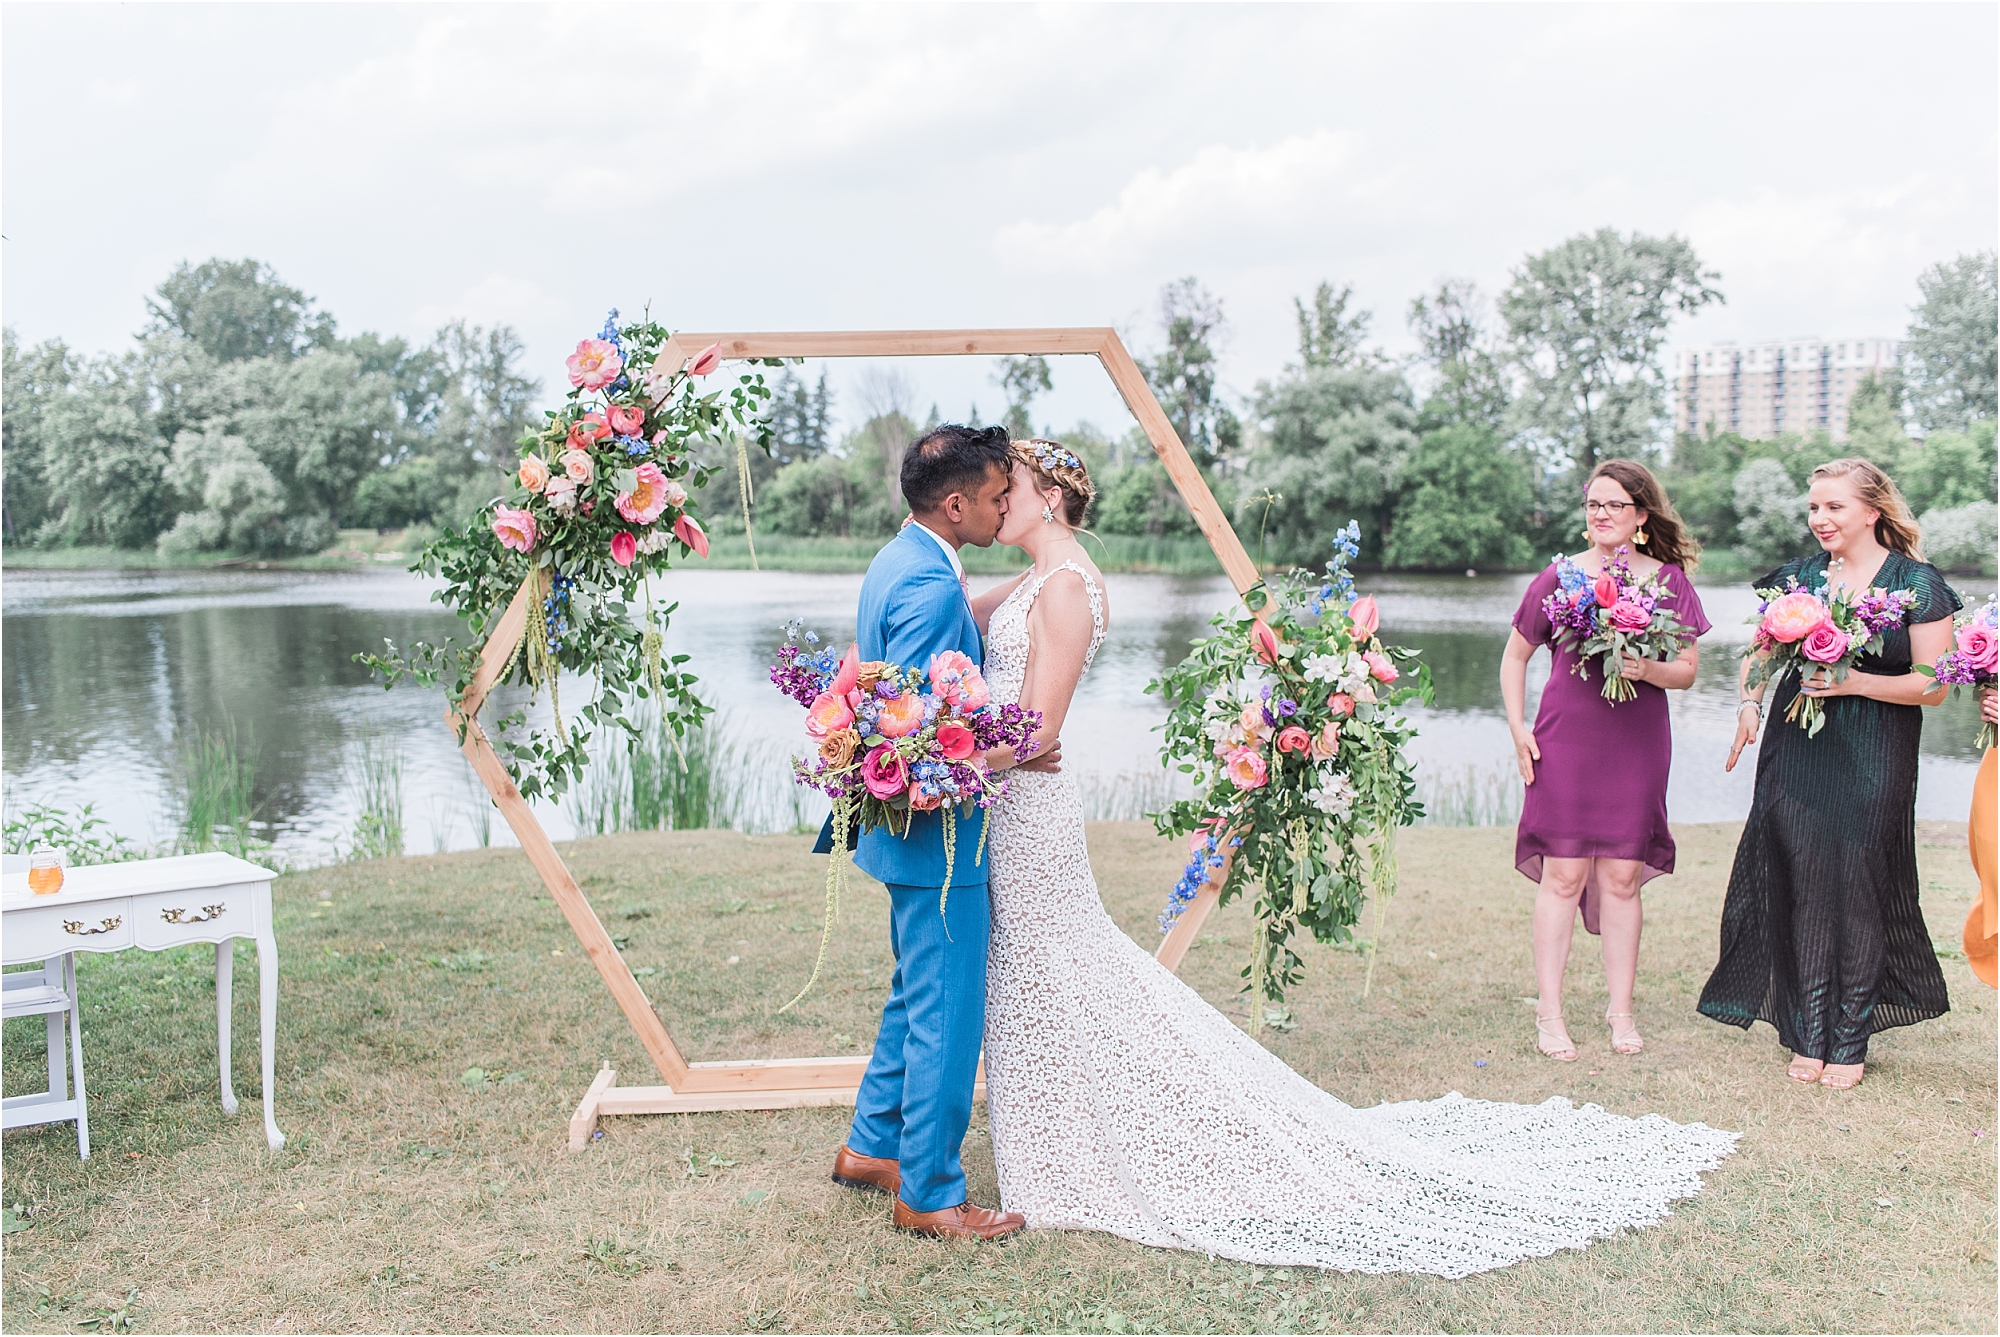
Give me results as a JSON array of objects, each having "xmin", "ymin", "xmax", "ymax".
[
  {"xmin": 1635, "ymin": 527, "xmax": 1650, "ymax": 546},
  {"xmin": 1582, "ymin": 527, "xmax": 1592, "ymax": 542}
]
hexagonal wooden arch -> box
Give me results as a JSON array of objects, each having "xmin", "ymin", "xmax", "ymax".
[{"xmin": 447, "ymin": 329, "xmax": 1254, "ymax": 1146}]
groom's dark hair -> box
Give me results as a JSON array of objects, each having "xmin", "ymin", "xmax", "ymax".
[{"xmin": 900, "ymin": 424, "xmax": 1013, "ymax": 514}]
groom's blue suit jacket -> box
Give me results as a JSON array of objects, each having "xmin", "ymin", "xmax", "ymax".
[{"xmin": 827, "ymin": 524, "xmax": 989, "ymax": 890}]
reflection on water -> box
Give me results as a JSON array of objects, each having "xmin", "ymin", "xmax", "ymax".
[{"xmin": 2, "ymin": 564, "xmax": 1984, "ymax": 859}]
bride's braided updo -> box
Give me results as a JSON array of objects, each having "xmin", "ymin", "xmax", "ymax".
[{"xmin": 1010, "ymin": 438, "xmax": 1096, "ymax": 527}]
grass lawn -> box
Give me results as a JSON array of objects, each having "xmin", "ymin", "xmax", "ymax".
[{"xmin": 2, "ymin": 823, "xmax": 1993, "ymax": 1333}]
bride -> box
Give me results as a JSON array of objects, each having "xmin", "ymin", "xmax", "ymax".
[{"xmin": 966, "ymin": 439, "xmax": 1738, "ymax": 1278}]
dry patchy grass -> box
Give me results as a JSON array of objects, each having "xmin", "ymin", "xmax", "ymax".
[{"xmin": 2, "ymin": 823, "xmax": 1994, "ymax": 1333}]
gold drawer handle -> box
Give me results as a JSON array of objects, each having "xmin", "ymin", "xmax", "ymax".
[
  {"xmin": 62, "ymin": 916, "xmax": 123, "ymax": 936},
  {"xmin": 161, "ymin": 904, "xmax": 226, "ymax": 924}
]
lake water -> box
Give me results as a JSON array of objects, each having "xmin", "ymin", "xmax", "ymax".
[{"xmin": 2, "ymin": 564, "xmax": 1985, "ymax": 861}]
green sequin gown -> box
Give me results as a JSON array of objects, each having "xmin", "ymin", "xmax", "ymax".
[{"xmin": 1698, "ymin": 551, "xmax": 1962, "ymax": 1065}]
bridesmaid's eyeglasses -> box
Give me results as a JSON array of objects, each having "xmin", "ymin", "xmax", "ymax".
[{"xmin": 1584, "ymin": 500, "xmax": 1636, "ymax": 516}]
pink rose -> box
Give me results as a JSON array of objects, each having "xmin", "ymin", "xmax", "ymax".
[
  {"xmin": 616, "ymin": 462, "xmax": 670, "ymax": 525},
  {"xmin": 936, "ymin": 720, "xmax": 976, "ymax": 761},
  {"xmin": 566, "ymin": 338, "xmax": 623, "ymax": 390},
  {"xmin": 661, "ymin": 478, "xmax": 688, "ymax": 508},
  {"xmin": 561, "ymin": 449, "xmax": 594, "ymax": 485},
  {"xmin": 689, "ymin": 342, "xmax": 723, "ymax": 376},
  {"xmin": 673, "ymin": 513, "xmax": 709, "ymax": 558},
  {"xmin": 907, "ymin": 787, "xmax": 944, "ymax": 812},
  {"xmin": 1761, "ymin": 590, "xmax": 1829, "ymax": 644},
  {"xmin": 1957, "ymin": 624, "xmax": 1998, "ymax": 674},
  {"xmin": 609, "ymin": 531, "xmax": 636, "ymax": 568},
  {"xmin": 606, "ymin": 404, "xmax": 645, "ymax": 436},
  {"xmin": 1223, "ymin": 746, "xmax": 1268, "ymax": 791},
  {"xmin": 1362, "ymin": 650, "xmax": 1399, "ymax": 684},
  {"xmin": 1801, "ymin": 622, "xmax": 1850, "ymax": 665},
  {"xmin": 517, "ymin": 455, "xmax": 550, "ymax": 493},
  {"xmin": 1327, "ymin": 692, "xmax": 1355, "ymax": 717},
  {"xmin": 567, "ymin": 413, "xmax": 611, "ymax": 452},
  {"xmin": 1592, "ymin": 571, "xmax": 1620, "ymax": 609},
  {"xmin": 830, "ymin": 644, "xmax": 861, "ymax": 697},
  {"xmin": 491, "ymin": 505, "xmax": 536, "ymax": 554},
  {"xmin": 543, "ymin": 476, "xmax": 577, "ymax": 512},
  {"xmin": 877, "ymin": 694, "xmax": 925, "ymax": 738},
  {"xmin": 805, "ymin": 692, "xmax": 855, "ymax": 739},
  {"xmin": 1311, "ymin": 721, "xmax": 1340, "ymax": 761},
  {"xmin": 1275, "ymin": 725, "xmax": 1312, "ymax": 756},
  {"xmin": 860, "ymin": 745, "xmax": 908, "ymax": 800},
  {"xmin": 1610, "ymin": 600, "xmax": 1651, "ymax": 632},
  {"xmin": 1251, "ymin": 619, "xmax": 1281, "ymax": 665},
  {"xmin": 1349, "ymin": 595, "xmax": 1380, "ymax": 638}
]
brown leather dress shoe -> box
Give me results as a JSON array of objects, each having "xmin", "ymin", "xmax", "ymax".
[
  {"xmin": 831, "ymin": 1145, "xmax": 900, "ymax": 1196},
  {"xmin": 892, "ymin": 1199, "xmax": 1026, "ymax": 1240}
]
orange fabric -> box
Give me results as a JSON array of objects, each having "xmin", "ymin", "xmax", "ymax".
[{"xmin": 1967, "ymin": 746, "xmax": 1997, "ymax": 988}]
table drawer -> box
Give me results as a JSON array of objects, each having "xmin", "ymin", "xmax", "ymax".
[
  {"xmin": 134, "ymin": 887, "xmax": 259, "ymax": 947},
  {"xmin": 5, "ymin": 898, "xmax": 134, "ymax": 960}
]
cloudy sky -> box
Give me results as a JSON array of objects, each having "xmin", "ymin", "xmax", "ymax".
[{"xmin": 5, "ymin": 3, "xmax": 1994, "ymax": 434}]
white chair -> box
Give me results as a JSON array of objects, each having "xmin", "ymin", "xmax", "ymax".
[{"xmin": 2, "ymin": 852, "xmax": 88, "ymax": 1159}]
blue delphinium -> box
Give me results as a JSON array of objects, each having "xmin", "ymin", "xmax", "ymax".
[
  {"xmin": 617, "ymin": 434, "xmax": 649, "ymax": 458},
  {"xmin": 543, "ymin": 571, "xmax": 574, "ymax": 653}
]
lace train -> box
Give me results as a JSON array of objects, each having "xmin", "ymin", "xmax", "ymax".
[{"xmin": 978, "ymin": 564, "xmax": 1737, "ymax": 1277}]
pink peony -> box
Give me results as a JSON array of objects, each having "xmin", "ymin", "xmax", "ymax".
[
  {"xmin": 606, "ymin": 404, "xmax": 645, "ymax": 436},
  {"xmin": 805, "ymin": 692, "xmax": 855, "ymax": 739},
  {"xmin": 830, "ymin": 644, "xmax": 861, "ymax": 697},
  {"xmin": 1275, "ymin": 725, "xmax": 1312, "ymax": 756},
  {"xmin": 1801, "ymin": 622, "xmax": 1850, "ymax": 665},
  {"xmin": 689, "ymin": 342, "xmax": 723, "ymax": 376},
  {"xmin": 1592, "ymin": 571, "xmax": 1621, "ymax": 609},
  {"xmin": 1349, "ymin": 595, "xmax": 1380, "ymax": 638},
  {"xmin": 1957, "ymin": 623, "xmax": 1999, "ymax": 674},
  {"xmin": 491, "ymin": 505, "xmax": 536, "ymax": 554},
  {"xmin": 1761, "ymin": 590, "xmax": 1829, "ymax": 644},
  {"xmin": 518, "ymin": 455, "xmax": 550, "ymax": 493},
  {"xmin": 616, "ymin": 462, "xmax": 670, "ymax": 525},
  {"xmin": 561, "ymin": 449, "xmax": 594, "ymax": 484},
  {"xmin": 877, "ymin": 694, "xmax": 925, "ymax": 738},
  {"xmin": 566, "ymin": 338, "xmax": 623, "ymax": 390},
  {"xmin": 609, "ymin": 531, "xmax": 636, "ymax": 568},
  {"xmin": 1327, "ymin": 692, "xmax": 1355, "ymax": 717},
  {"xmin": 1362, "ymin": 650, "xmax": 1399, "ymax": 683},
  {"xmin": 928, "ymin": 650, "xmax": 989, "ymax": 709},
  {"xmin": 1610, "ymin": 600, "xmax": 1651, "ymax": 632},
  {"xmin": 936, "ymin": 720, "xmax": 976, "ymax": 761},
  {"xmin": 860, "ymin": 744, "xmax": 908, "ymax": 799},
  {"xmin": 673, "ymin": 513, "xmax": 709, "ymax": 558},
  {"xmin": 1223, "ymin": 746, "xmax": 1268, "ymax": 791},
  {"xmin": 1251, "ymin": 619, "xmax": 1282, "ymax": 665}
]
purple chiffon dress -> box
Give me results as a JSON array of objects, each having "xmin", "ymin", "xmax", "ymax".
[{"xmin": 1511, "ymin": 563, "xmax": 1710, "ymax": 933}]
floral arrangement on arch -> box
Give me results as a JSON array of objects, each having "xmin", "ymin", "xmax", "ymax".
[
  {"xmin": 1744, "ymin": 563, "xmax": 1918, "ymax": 737},
  {"xmin": 1149, "ymin": 522, "xmax": 1432, "ymax": 1029},
  {"xmin": 1921, "ymin": 592, "xmax": 1998, "ymax": 749},
  {"xmin": 358, "ymin": 311, "xmax": 777, "ymax": 801}
]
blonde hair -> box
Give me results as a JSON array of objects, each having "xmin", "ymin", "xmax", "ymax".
[
  {"xmin": 1009, "ymin": 438, "xmax": 1096, "ymax": 527},
  {"xmin": 1809, "ymin": 457, "xmax": 1925, "ymax": 559}
]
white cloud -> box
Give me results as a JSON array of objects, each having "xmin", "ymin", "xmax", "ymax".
[
  {"xmin": 995, "ymin": 131, "xmax": 1362, "ymax": 275},
  {"xmin": 86, "ymin": 77, "xmax": 139, "ymax": 107}
]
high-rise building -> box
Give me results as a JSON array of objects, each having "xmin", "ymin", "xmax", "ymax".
[{"xmin": 1671, "ymin": 338, "xmax": 1901, "ymax": 441}]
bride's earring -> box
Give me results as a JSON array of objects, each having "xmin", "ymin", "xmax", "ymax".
[{"xmin": 1042, "ymin": 504, "xmax": 1057, "ymax": 524}]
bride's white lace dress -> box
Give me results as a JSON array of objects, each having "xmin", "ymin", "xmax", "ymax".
[{"xmin": 979, "ymin": 563, "xmax": 1738, "ymax": 1277}]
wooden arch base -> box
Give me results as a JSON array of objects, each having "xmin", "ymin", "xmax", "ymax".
[{"xmin": 444, "ymin": 328, "xmax": 1253, "ymax": 1147}]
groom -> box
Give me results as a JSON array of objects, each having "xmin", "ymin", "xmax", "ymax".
[{"xmin": 827, "ymin": 424, "xmax": 1045, "ymax": 1240}]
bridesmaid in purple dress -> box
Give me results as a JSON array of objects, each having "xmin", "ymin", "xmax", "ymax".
[{"xmin": 1500, "ymin": 461, "xmax": 1709, "ymax": 1062}]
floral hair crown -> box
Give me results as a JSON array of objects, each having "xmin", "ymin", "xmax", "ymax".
[{"xmin": 1023, "ymin": 439, "xmax": 1082, "ymax": 473}]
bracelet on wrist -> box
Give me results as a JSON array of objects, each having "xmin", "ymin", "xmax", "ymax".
[{"xmin": 1738, "ymin": 699, "xmax": 1763, "ymax": 721}]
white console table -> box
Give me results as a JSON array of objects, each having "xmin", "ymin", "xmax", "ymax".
[{"xmin": 2, "ymin": 852, "xmax": 284, "ymax": 1149}]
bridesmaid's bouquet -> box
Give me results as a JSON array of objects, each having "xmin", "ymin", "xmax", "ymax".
[
  {"xmin": 1540, "ymin": 549, "xmax": 1695, "ymax": 703},
  {"xmin": 768, "ymin": 625, "xmax": 1041, "ymax": 1007},
  {"xmin": 1920, "ymin": 593, "xmax": 1998, "ymax": 750},
  {"xmin": 1746, "ymin": 568, "xmax": 1918, "ymax": 738}
]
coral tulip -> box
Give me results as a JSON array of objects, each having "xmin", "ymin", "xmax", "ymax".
[{"xmin": 1349, "ymin": 595, "xmax": 1380, "ymax": 638}]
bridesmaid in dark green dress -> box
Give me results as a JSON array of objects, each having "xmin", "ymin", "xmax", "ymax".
[{"xmin": 1701, "ymin": 459, "xmax": 1960, "ymax": 1091}]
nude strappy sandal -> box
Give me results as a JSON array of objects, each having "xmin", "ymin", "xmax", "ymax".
[
  {"xmin": 1536, "ymin": 1014, "xmax": 1578, "ymax": 1062},
  {"xmin": 1606, "ymin": 1012, "xmax": 1644, "ymax": 1055}
]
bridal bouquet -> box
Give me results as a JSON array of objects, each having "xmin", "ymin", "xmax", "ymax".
[
  {"xmin": 1745, "ymin": 569, "xmax": 1918, "ymax": 737},
  {"xmin": 1539, "ymin": 549, "xmax": 1694, "ymax": 703},
  {"xmin": 770, "ymin": 625, "xmax": 1041, "ymax": 1006},
  {"xmin": 358, "ymin": 311, "xmax": 777, "ymax": 801},
  {"xmin": 1920, "ymin": 593, "xmax": 1998, "ymax": 749},
  {"xmin": 1150, "ymin": 522, "xmax": 1431, "ymax": 1024}
]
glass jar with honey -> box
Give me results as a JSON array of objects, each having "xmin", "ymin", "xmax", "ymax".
[{"xmin": 27, "ymin": 847, "xmax": 65, "ymax": 895}]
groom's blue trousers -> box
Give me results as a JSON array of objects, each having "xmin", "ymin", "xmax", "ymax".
[{"xmin": 847, "ymin": 879, "xmax": 991, "ymax": 1213}]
